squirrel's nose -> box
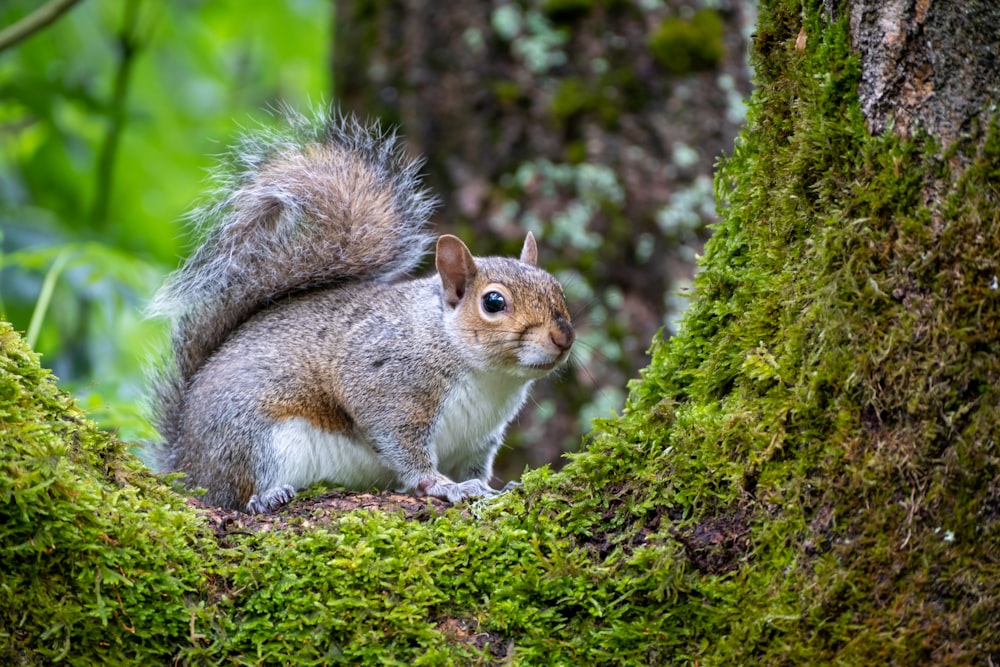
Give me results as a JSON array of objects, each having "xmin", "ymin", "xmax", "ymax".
[{"xmin": 550, "ymin": 317, "xmax": 575, "ymax": 352}]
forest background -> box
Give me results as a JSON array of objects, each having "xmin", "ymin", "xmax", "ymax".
[{"xmin": 0, "ymin": 0, "xmax": 752, "ymax": 477}]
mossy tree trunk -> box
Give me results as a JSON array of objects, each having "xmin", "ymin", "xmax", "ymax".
[{"xmin": 615, "ymin": 0, "xmax": 1000, "ymax": 660}]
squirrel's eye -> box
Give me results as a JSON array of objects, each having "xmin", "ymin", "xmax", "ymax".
[{"xmin": 482, "ymin": 291, "xmax": 506, "ymax": 314}]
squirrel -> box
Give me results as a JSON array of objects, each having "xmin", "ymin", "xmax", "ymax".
[{"xmin": 148, "ymin": 109, "xmax": 575, "ymax": 514}]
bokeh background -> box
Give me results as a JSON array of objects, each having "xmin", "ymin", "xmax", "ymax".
[{"xmin": 0, "ymin": 0, "xmax": 753, "ymax": 479}]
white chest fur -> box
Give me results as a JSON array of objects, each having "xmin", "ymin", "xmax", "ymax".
[{"xmin": 432, "ymin": 371, "xmax": 532, "ymax": 471}]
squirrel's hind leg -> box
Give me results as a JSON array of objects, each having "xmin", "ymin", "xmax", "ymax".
[{"xmin": 245, "ymin": 484, "xmax": 297, "ymax": 514}]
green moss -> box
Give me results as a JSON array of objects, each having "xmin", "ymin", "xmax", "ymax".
[
  {"xmin": 0, "ymin": 323, "xmax": 219, "ymax": 664},
  {"xmin": 0, "ymin": 320, "xmax": 706, "ymax": 664},
  {"xmin": 549, "ymin": 76, "xmax": 597, "ymax": 121},
  {"xmin": 648, "ymin": 9, "xmax": 725, "ymax": 75},
  {"xmin": 565, "ymin": 139, "xmax": 587, "ymax": 163},
  {"xmin": 627, "ymin": 0, "xmax": 1000, "ymax": 661},
  {"xmin": 548, "ymin": 75, "xmax": 625, "ymax": 131},
  {"xmin": 491, "ymin": 79, "xmax": 524, "ymax": 105}
]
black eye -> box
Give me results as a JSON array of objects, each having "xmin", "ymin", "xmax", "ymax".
[{"xmin": 482, "ymin": 291, "xmax": 506, "ymax": 314}]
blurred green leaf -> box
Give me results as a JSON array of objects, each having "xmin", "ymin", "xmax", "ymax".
[{"xmin": 0, "ymin": 0, "xmax": 332, "ymax": 438}]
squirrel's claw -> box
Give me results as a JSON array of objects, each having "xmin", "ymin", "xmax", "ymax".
[
  {"xmin": 245, "ymin": 484, "xmax": 297, "ymax": 514},
  {"xmin": 416, "ymin": 478, "xmax": 504, "ymax": 504}
]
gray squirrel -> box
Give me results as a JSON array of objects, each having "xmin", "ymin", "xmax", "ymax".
[{"xmin": 148, "ymin": 109, "xmax": 574, "ymax": 513}]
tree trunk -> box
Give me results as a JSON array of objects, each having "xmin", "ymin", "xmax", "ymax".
[
  {"xmin": 849, "ymin": 0, "xmax": 1000, "ymax": 152},
  {"xmin": 624, "ymin": 0, "xmax": 1000, "ymax": 660}
]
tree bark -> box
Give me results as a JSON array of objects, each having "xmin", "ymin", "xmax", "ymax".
[{"xmin": 849, "ymin": 0, "xmax": 1000, "ymax": 151}]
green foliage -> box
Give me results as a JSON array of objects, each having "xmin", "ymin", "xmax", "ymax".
[
  {"xmin": 0, "ymin": 0, "xmax": 330, "ymax": 439},
  {"xmin": 0, "ymin": 240, "xmax": 165, "ymax": 438},
  {"xmin": 548, "ymin": 77, "xmax": 595, "ymax": 121},
  {"xmin": 648, "ymin": 9, "xmax": 725, "ymax": 75},
  {"xmin": 490, "ymin": 79, "xmax": 525, "ymax": 106}
]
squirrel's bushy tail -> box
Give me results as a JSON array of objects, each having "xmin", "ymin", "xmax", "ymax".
[{"xmin": 149, "ymin": 108, "xmax": 435, "ymax": 455}]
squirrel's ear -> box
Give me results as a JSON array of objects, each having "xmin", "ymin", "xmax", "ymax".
[
  {"xmin": 520, "ymin": 232, "xmax": 538, "ymax": 266},
  {"xmin": 436, "ymin": 235, "xmax": 477, "ymax": 308}
]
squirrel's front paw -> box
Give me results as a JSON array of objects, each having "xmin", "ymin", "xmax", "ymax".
[
  {"xmin": 416, "ymin": 478, "xmax": 500, "ymax": 503},
  {"xmin": 245, "ymin": 484, "xmax": 297, "ymax": 514}
]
